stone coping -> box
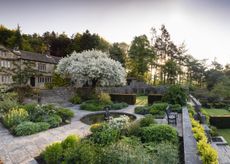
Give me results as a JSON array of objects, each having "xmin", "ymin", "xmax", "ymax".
[{"xmin": 182, "ymin": 107, "xmax": 202, "ymax": 164}]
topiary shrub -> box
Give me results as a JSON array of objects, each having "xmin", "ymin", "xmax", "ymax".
[
  {"xmin": 110, "ymin": 93, "xmax": 136, "ymax": 105},
  {"xmin": 44, "ymin": 114, "xmax": 62, "ymax": 128},
  {"xmin": 90, "ymin": 127, "xmax": 120, "ymax": 145},
  {"xmin": 139, "ymin": 114, "xmax": 156, "ymax": 127},
  {"xmin": 14, "ymin": 121, "xmax": 50, "ymax": 136},
  {"xmin": 43, "ymin": 142, "xmax": 63, "ymax": 164},
  {"xmin": 2, "ymin": 108, "xmax": 29, "ymax": 128},
  {"xmin": 148, "ymin": 94, "xmax": 163, "ymax": 105},
  {"xmin": 140, "ymin": 124, "xmax": 178, "ymax": 144},
  {"xmin": 57, "ymin": 108, "xmax": 74, "ymax": 123}
]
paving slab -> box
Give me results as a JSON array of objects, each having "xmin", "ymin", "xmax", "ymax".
[{"xmin": 0, "ymin": 105, "xmax": 141, "ymax": 164}]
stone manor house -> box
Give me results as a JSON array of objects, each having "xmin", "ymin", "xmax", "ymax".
[{"xmin": 0, "ymin": 45, "xmax": 60, "ymax": 89}]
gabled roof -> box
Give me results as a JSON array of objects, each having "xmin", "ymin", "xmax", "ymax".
[{"xmin": 16, "ymin": 50, "xmax": 61, "ymax": 64}]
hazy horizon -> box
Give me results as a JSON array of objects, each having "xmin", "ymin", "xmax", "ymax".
[{"xmin": 1, "ymin": 0, "xmax": 230, "ymax": 66}]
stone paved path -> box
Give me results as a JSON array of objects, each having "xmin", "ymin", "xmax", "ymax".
[{"xmin": 0, "ymin": 105, "xmax": 140, "ymax": 164}]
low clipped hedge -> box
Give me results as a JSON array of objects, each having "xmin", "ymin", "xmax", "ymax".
[
  {"xmin": 190, "ymin": 118, "xmax": 218, "ymax": 164},
  {"xmin": 210, "ymin": 116, "xmax": 230, "ymax": 128},
  {"xmin": 110, "ymin": 94, "xmax": 136, "ymax": 105},
  {"xmin": 148, "ymin": 94, "xmax": 163, "ymax": 105}
]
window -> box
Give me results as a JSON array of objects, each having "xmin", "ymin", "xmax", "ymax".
[
  {"xmin": 38, "ymin": 63, "xmax": 46, "ymax": 71},
  {"xmin": 0, "ymin": 75, "xmax": 12, "ymax": 84},
  {"xmin": 0, "ymin": 60, "xmax": 10, "ymax": 68},
  {"xmin": 0, "ymin": 51, "xmax": 6, "ymax": 56},
  {"xmin": 38, "ymin": 76, "xmax": 52, "ymax": 83}
]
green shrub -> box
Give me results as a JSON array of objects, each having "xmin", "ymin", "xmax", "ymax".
[
  {"xmin": 210, "ymin": 126, "xmax": 218, "ymax": 137},
  {"xmin": 134, "ymin": 106, "xmax": 150, "ymax": 115},
  {"xmin": 123, "ymin": 120, "xmax": 142, "ymax": 137},
  {"xmin": 0, "ymin": 98, "xmax": 19, "ymax": 114},
  {"xmin": 91, "ymin": 127, "xmax": 120, "ymax": 145},
  {"xmin": 26, "ymin": 104, "xmax": 57, "ymax": 122},
  {"xmin": 80, "ymin": 100, "xmax": 105, "ymax": 111},
  {"xmin": 100, "ymin": 140, "xmax": 155, "ymax": 164},
  {"xmin": 110, "ymin": 93, "xmax": 136, "ymax": 105},
  {"xmin": 140, "ymin": 124, "xmax": 178, "ymax": 144},
  {"xmin": 98, "ymin": 92, "xmax": 112, "ymax": 105},
  {"xmin": 61, "ymin": 135, "xmax": 80, "ymax": 149},
  {"xmin": 43, "ymin": 142, "xmax": 63, "ymax": 164},
  {"xmin": 148, "ymin": 94, "xmax": 163, "ymax": 105},
  {"xmin": 145, "ymin": 142, "xmax": 179, "ymax": 164},
  {"xmin": 163, "ymin": 84, "xmax": 188, "ymax": 106},
  {"xmin": 69, "ymin": 95, "xmax": 81, "ymax": 104},
  {"xmin": 63, "ymin": 140, "xmax": 98, "ymax": 164},
  {"xmin": 90, "ymin": 123, "xmax": 109, "ymax": 133},
  {"xmin": 110, "ymin": 102, "xmax": 128, "ymax": 110},
  {"xmin": 170, "ymin": 104, "xmax": 182, "ymax": 113},
  {"xmin": 149, "ymin": 103, "xmax": 168, "ymax": 117},
  {"xmin": 139, "ymin": 114, "xmax": 156, "ymax": 127},
  {"xmin": 57, "ymin": 108, "xmax": 74, "ymax": 122},
  {"xmin": 44, "ymin": 82, "xmax": 54, "ymax": 89},
  {"xmin": 45, "ymin": 114, "xmax": 62, "ymax": 128},
  {"xmin": 14, "ymin": 121, "xmax": 50, "ymax": 136},
  {"xmin": 2, "ymin": 108, "xmax": 29, "ymax": 128}
]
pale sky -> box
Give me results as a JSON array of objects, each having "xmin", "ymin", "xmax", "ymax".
[{"xmin": 0, "ymin": 0, "xmax": 230, "ymax": 65}]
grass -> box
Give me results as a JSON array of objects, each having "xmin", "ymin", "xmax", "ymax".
[
  {"xmin": 201, "ymin": 108, "xmax": 230, "ymax": 116},
  {"xmin": 217, "ymin": 129, "xmax": 230, "ymax": 144},
  {"xmin": 136, "ymin": 96, "xmax": 148, "ymax": 106}
]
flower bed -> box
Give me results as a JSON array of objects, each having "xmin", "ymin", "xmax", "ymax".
[
  {"xmin": 39, "ymin": 115, "xmax": 180, "ymax": 164},
  {"xmin": 0, "ymin": 99, "xmax": 74, "ymax": 136}
]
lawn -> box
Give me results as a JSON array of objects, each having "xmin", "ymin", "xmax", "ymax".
[
  {"xmin": 201, "ymin": 108, "xmax": 230, "ymax": 116},
  {"xmin": 136, "ymin": 96, "xmax": 148, "ymax": 106},
  {"xmin": 217, "ymin": 129, "xmax": 230, "ymax": 144}
]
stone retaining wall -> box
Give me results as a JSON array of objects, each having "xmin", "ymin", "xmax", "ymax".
[{"xmin": 182, "ymin": 107, "xmax": 201, "ymax": 164}]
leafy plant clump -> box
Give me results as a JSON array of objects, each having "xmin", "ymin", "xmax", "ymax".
[
  {"xmin": 2, "ymin": 108, "xmax": 29, "ymax": 128},
  {"xmin": 1, "ymin": 102, "xmax": 74, "ymax": 136},
  {"xmin": 14, "ymin": 121, "xmax": 50, "ymax": 136},
  {"xmin": 163, "ymin": 84, "xmax": 188, "ymax": 106},
  {"xmin": 140, "ymin": 124, "xmax": 178, "ymax": 144},
  {"xmin": 69, "ymin": 94, "xmax": 81, "ymax": 104},
  {"xmin": 190, "ymin": 117, "xmax": 218, "ymax": 164}
]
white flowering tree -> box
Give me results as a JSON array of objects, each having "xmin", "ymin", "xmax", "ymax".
[{"xmin": 56, "ymin": 50, "xmax": 126, "ymax": 88}]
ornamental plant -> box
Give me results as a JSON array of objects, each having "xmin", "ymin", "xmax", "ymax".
[
  {"xmin": 3, "ymin": 108, "xmax": 29, "ymax": 128},
  {"xmin": 56, "ymin": 50, "xmax": 127, "ymax": 88},
  {"xmin": 190, "ymin": 117, "xmax": 218, "ymax": 164},
  {"xmin": 108, "ymin": 115, "xmax": 130, "ymax": 129}
]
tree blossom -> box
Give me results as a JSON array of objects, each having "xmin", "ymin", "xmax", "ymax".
[{"xmin": 56, "ymin": 50, "xmax": 126, "ymax": 87}]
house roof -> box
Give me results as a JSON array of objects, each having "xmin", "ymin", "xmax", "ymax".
[{"xmin": 17, "ymin": 50, "xmax": 61, "ymax": 64}]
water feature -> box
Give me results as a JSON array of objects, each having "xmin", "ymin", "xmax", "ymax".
[{"xmin": 80, "ymin": 112, "xmax": 136, "ymax": 125}]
